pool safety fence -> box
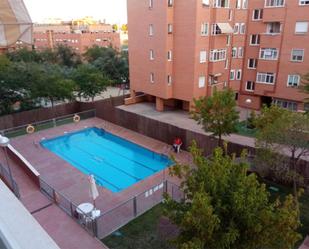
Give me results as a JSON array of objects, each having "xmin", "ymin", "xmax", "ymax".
[
  {"xmin": 0, "ymin": 163, "xmax": 20, "ymax": 199},
  {"xmin": 0, "ymin": 109, "xmax": 96, "ymax": 138},
  {"xmin": 38, "ymin": 177, "xmax": 183, "ymax": 239},
  {"xmin": 96, "ymin": 180, "xmax": 184, "ymax": 239}
]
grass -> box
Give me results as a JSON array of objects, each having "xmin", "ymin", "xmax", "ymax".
[
  {"xmin": 235, "ymin": 121, "xmax": 257, "ymax": 137},
  {"xmin": 103, "ymin": 182, "xmax": 309, "ymax": 249},
  {"xmin": 102, "ymin": 205, "xmax": 173, "ymax": 249}
]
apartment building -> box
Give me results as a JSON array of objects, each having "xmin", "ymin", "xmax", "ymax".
[
  {"xmin": 33, "ymin": 24, "xmax": 121, "ymax": 53},
  {"xmin": 127, "ymin": 0, "xmax": 309, "ymax": 112}
]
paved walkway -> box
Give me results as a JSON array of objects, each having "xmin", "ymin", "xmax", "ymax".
[
  {"xmin": 117, "ymin": 103, "xmax": 309, "ymax": 161},
  {"xmin": 0, "ymin": 149, "xmax": 108, "ymax": 249}
]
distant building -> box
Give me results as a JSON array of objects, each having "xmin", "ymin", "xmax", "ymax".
[
  {"xmin": 33, "ymin": 18, "xmax": 121, "ymax": 53},
  {"xmin": 127, "ymin": 0, "xmax": 309, "ymax": 112}
]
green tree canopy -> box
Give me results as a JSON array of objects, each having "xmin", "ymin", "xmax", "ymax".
[
  {"xmin": 73, "ymin": 64, "xmax": 110, "ymax": 101},
  {"xmin": 192, "ymin": 89, "xmax": 239, "ymax": 146},
  {"xmin": 255, "ymin": 105, "xmax": 309, "ymax": 195},
  {"xmin": 164, "ymin": 142, "xmax": 302, "ymax": 249}
]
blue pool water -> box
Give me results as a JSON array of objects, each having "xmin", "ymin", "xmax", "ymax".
[{"xmin": 41, "ymin": 127, "xmax": 172, "ymax": 192}]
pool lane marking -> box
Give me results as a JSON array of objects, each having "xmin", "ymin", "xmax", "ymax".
[
  {"xmin": 87, "ymin": 138, "xmax": 159, "ymax": 173},
  {"xmin": 50, "ymin": 148, "xmax": 122, "ymax": 192},
  {"xmin": 73, "ymin": 144, "xmax": 142, "ymax": 182}
]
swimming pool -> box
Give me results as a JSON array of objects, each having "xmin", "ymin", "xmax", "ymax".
[{"xmin": 41, "ymin": 127, "xmax": 172, "ymax": 192}]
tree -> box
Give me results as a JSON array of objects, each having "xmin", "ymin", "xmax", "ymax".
[
  {"xmin": 255, "ymin": 105, "xmax": 309, "ymax": 197},
  {"xmin": 164, "ymin": 142, "xmax": 302, "ymax": 249},
  {"xmin": 73, "ymin": 64, "xmax": 110, "ymax": 101},
  {"xmin": 192, "ymin": 89, "xmax": 239, "ymax": 147},
  {"xmin": 301, "ymin": 73, "xmax": 309, "ymax": 103},
  {"xmin": 55, "ymin": 45, "xmax": 82, "ymax": 68},
  {"xmin": 30, "ymin": 64, "xmax": 75, "ymax": 107},
  {"xmin": 84, "ymin": 46, "xmax": 129, "ymax": 84}
]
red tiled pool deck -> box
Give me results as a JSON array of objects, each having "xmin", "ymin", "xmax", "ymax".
[{"xmin": 2, "ymin": 117, "xmax": 191, "ymax": 249}]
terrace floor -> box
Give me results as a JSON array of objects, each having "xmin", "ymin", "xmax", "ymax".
[{"xmin": 7, "ymin": 117, "xmax": 191, "ymax": 229}]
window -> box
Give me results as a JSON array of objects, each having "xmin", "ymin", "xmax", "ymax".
[
  {"xmin": 149, "ymin": 0, "xmax": 153, "ymax": 8},
  {"xmin": 201, "ymin": 23, "xmax": 209, "ymax": 36},
  {"xmin": 265, "ymin": 0, "xmax": 285, "ymax": 7},
  {"xmin": 225, "ymin": 59, "xmax": 229, "ymax": 69},
  {"xmin": 256, "ymin": 72, "xmax": 276, "ymax": 84},
  {"xmin": 250, "ymin": 34, "xmax": 260, "ymax": 45},
  {"xmin": 167, "ymin": 75, "xmax": 172, "ymax": 85},
  {"xmin": 259, "ymin": 48, "xmax": 279, "ymax": 60},
  {"xmin": 168, "ymin": 0, "xmax": 173, "ymax": 7},
  {"xmin": 210, "ymin": 49, "xmax": 227, "ymax": 61},
  {"xmin": 149, "ymin": 24, "xmax": 154, "ymax": 36},
  {"xmin": 232, "ymin": 47, "xmax": 237, "ymax": 58},
  {"xmin": 238, "ymin": 47, "xmax": 244, "ymax": 57},
  {"xmin": 246, "ymin": 81, "xmax": 255, "ymax": 91},
  {"xmin": 248, "ymin": 58, "xmax": 257, "ymax": 69},
  {"xmin": 230, "ymin": 70, "xmax": 235, "ymax": 80},
  {"xmin": 299, "ymin": 0, "xmax": 309, "ymax": 5},
  {"xmin": 234, "ymin": 23, "xmax": 240, "ymax": 34},
  {"xmin": 228, "ymin": 9, "xmax": 233, "ymax": 20},
  {"xmin": 168, "ymin": 24, "xmax": 173, "ymax": 34},
  {"xmin": 202, "ymin": 0, "xmax": 210, "ymax": 6},
  {"xmin": 287, "ymin": 75, "xmax": 300, "ymax": 87},
  {"xmin": 236, "ymin": 69, "xmax": 242, "ymax": 80},
  {"xmin": 295, "ymin": 22, "xmax": 308, "ymax": 34},
  {"xmin": 267, "ymin": 22, "xmax": 281, "ymax": 34},
  {"xmin": 291, "ymin": 49, "xmax": 304, "ymax": 61},
  {"xmin": 236, "ymin": 0, "xmax": 241, "ymax": 8},
  {"xmin": 273, "ymin": 99, "xmax": 297, "ymax": 111},
  {"xmin": 253, "ymin": 9, "xmax": 263, "ymax": 20},
  {"xmin": 240, "ymin": 23, "xmax": 246, "ymax": 34},
  {"xmin": 150, "ymin": 73, "xmax": 154, "ymax": 83},
  {"xmin": 242, "ymin": 0, "xmax": 248, "ymax": 8},
  {"xmin": 199, "ymin": 76, "xmax": 206, "ymax": 88},
  {"xmin": 226, "ymin": 35, "xmax": 231, "ymax": 46},
  {"xmin": 150, "ymin": 49, "xmax": 154, "ymax": 60},
  {"xmin": 200, "ymin": 50, "xmax": 207, "ymax": 63},
  {"xmin": 211, "ymin": 24, "xmax": 222, "ymax": 35},
  {"xmin": 167, "ymin": 50, "xmax": 172, "ymax": 61},
  {"xmin": 214, "ymin": 0, "xmax": 229, "ymax": 8}
]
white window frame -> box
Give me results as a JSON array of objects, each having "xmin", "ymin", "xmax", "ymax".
[
  {"xmin": 287, "ymin": 75, "xmax": 300, "ymax": 87},
  {"xmin": 256, "ymin": 72, "xmax": 276, "ymax": 84},
  {"xmin": 250, "ymin": 34, "xmax": 260, "ymax": 45},
  {"xmin": 240, "ymin": 23, "xmax": 246, "ymax": 34},
  {"xmin": 199, "ymin": 76, "xmax": 206, "ymax": 88},
  {"xmin": 149, "ymin": 24, "xmax": 154, "ymax": 36},
  {"xmin": 150, "ymin": 49, "xmax": 154, "ymax": 60},
  {"xmin": 167, "ymin": 75, "xmax": 172, "ymax": 85},
  {"xmin": 202, "ymin": 0, "xmax": 210, "ymax": 6},
  {"xmin": 168, "ymin": 0, "xmax": 173, "ymax": 7},
  {"xmin": 213, "ymin": 0, "xmax": 229, "ymax": 8},
  {"xmin": 236, "ymin": 69, "xmax": 242, "ymax": 80},
  {"xmin": 295, "ymin": 22, "xmax": 309, "ymax": 34},
  {"xmin": 201, "ymin": 22, "xmax": 209, "ymax": 36},
  {"xmin": 168, "ymin": 24, "xmax": 173, "ymax": 34},
  {"xmin": 232, "ymin": 47, "xmax": 237, "ymax": 58},
  {"xmin": 299, "ymin": 0, "xmax": 309, "ymax": 5},
  {"xmin": 238, "ymin": 47, "xmax": 244, "ymax": 58},
  {"xmin": 150, "ymin": 73, "xmax": 155, "ymax": 83},
  {"xmin": 149, "ymin": 0, "xmax": 153, "ymax": 8},
  {"xmin": 248, "ymin": 58, "xmax": 257, "ymax": 69},
  {"xmin": 167, "ymin": 50, "xmax": 172, "ymax": 61},
  {"xmin": 230, "ymin": 70, "xmax": 235, "ymax": 80},
  {"xmin": 259, "ymin": 48, "xmax": 279, "ymax": 60},
  {"xmin": 252, "ymin": 9, "xmax": 263, "ymax": 21},
  {"xmin": 234, "ymin": 23, "xmax": 240, "ymax": 34},
  {"xmin": 291, "ymin": 49, "xmax": 304, "ymax": 62},
  {"xmin": 246, "ymin": 81, "xmax": 255, "ymax": 91},
  {"xmin": 200, "ymin": 50, "xmax": 207, "ymax": 63},
  {"xmin": 265, "ymin": 0, "xmax": 285, "ymax": 7},
  {"xmin": 210, "ymin": 49, "xmax": 227, "ymax": 62}
]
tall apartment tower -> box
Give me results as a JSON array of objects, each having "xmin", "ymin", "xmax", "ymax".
[{"xmin": 127, "ymin": 0, "xmax": 309, "ymax": 112}]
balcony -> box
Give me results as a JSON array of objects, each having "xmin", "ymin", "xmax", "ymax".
[
  {"xmin": 254, "ymin": 82, "xmax": 275, "ymax": 96},
  {"xmin": 263, "ymin": 7, "xmax": 286, "ymax": 22}
]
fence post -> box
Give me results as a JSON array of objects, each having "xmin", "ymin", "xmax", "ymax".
[
  {"xmin": 171, "ymin": 185, "xmax": 174, "ymax": 200},
  {"xmin": 53, "ymin": 118, "xmax": 56, "ymax": 127},
  {"xmin": 70, "ymin": 202, "xmax": 74, "ymax": 217},
  {"xmin": 164, "ymin": 180, "xmax": 168, "ymax": 194},
  {"xmin": 133, "ymin": 196, "xmax": 137, "ymax": 217}
]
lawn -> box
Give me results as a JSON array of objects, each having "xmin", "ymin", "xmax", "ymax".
[
  {"xmin": 235, "ymin": 121, "xmax": 257, "ymax": 137},
  {"xmin": 103, "ymin": 182, "xmax": 309, "ymax": 249},
  {"xmin": 102, "ymin": 205, "xmax": 175, "ymax": 249}
]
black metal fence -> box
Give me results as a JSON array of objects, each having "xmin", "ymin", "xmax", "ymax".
[
  {"xmin": 0, "ymin": 163, "xmax": 20, "ymax": 198},
  {"xmin": 38, "ymin": 177, "xmax": 183, "ymax": 239}
]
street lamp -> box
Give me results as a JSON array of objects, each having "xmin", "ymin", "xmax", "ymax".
[
  {"xmin": 245, "ymin": 99, "xmax": 252, "ymax": 129},
  {"xmin": 0, "ymin": 135, "xmax": 14, "ymax": 184}
]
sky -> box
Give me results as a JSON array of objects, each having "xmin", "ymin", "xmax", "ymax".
[{"xmin": 23, "ymin": 0, "xmax": 127, "ymax": 24}]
